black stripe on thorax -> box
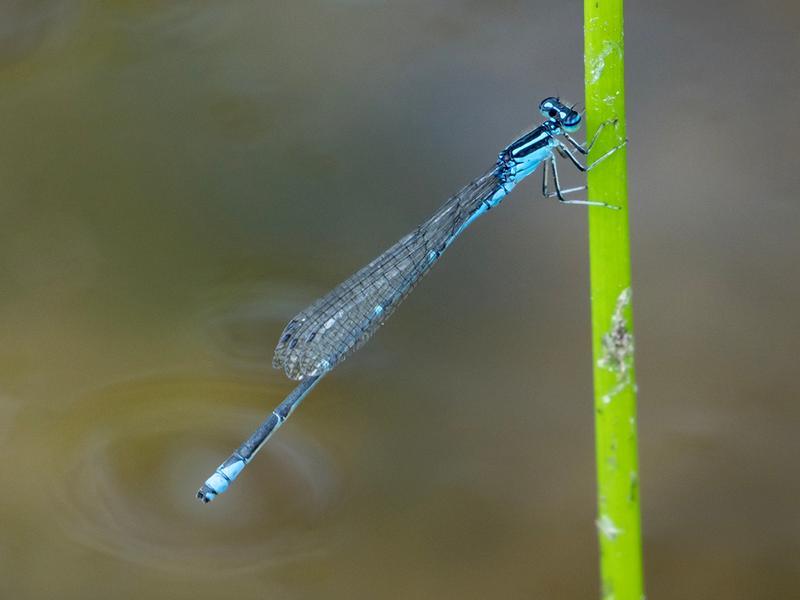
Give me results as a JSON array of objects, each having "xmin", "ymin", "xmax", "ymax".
[{"xmin": 506, "ymin": 125, "xmax": 552, "ymax": 160}]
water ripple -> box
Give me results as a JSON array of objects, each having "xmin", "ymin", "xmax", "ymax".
[
  {"xmin": 200, "ymin": 281, "xmax": 320, "ymax": 371},
  {"xmin": 46, "ymin": 375, "xmax": 341, "ymax": 575}
]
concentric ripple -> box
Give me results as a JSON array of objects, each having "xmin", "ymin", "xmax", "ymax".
[
  {"xmin": 201, "ymin": 281, "xmax": 321, "ymax": 371},
  {"xmin": 46, "ymin": 375, "xmax": 341, "ymax": 575}
]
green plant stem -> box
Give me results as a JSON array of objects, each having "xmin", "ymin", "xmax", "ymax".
[{"xmin": 584, "ymin": 1, "xmax": 643, "ymax": 599}]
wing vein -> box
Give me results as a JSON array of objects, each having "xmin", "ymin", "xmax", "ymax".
[{"xmin": 273, "ymin": 167, "xmax": 501, "ymax": 380}]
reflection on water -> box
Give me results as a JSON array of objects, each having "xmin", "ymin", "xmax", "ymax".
[{"xmin": 46, "ymin": 376, "xmax": 340, "ymax": 574}]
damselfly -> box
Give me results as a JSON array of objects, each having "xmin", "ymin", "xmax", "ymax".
[{"xmin": 197, "ymin": 97, "xmax": 625, "ymax": 503}]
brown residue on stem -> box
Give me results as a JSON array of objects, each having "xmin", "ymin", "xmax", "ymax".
[{"xmin": 598, "ymin": 288, "xmax": 634, "ymax": 382}]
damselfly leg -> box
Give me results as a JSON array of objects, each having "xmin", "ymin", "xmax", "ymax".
[
  {"xmin": 540, "ymin": 121, "xmax": 626, "ymax": 209},
  {"xmin": 562, "ymin": 118, "xmax": 618, "ymax": 155},
  {"xmin": 556, "ymin": 137, "xmax": 627, "ymax": 174},
  {"xmin": 542, "ymin": 158, "xmax": 586, "ymax": 198},
  {"xmin": 545, "ymin": 157, "xmax": 620, "ymax": 209}
]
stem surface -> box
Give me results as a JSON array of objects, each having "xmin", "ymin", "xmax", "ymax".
[{"xmin": 584, "ymin": 1, "xmax": 644, "ymax": 598}]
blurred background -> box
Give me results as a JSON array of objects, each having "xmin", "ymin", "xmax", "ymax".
[{"xmin": 0, "ymin": 1, "xmax": 798, "ymax": 598}]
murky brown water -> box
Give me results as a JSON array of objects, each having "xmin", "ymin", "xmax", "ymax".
[{"xmin": 1, "ymin": 1, "xmax": 798, "ymax": 598}]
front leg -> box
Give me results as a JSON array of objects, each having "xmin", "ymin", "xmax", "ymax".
[
  {"xmin": 557, "ymin": 138, "xmax": 627, "ymax": 173},
  {"xmin": 562, "ymin": 118, "xmax": 618, "ymax": 155}
]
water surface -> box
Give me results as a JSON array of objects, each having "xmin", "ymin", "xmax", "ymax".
[{"xmin": 1, "ymin": 1, "xmax": 798, "ymax": 598}]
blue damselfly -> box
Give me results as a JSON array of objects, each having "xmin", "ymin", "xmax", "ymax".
[{"xmin": 197, "ymin": 97, "xmax": 624, "ymax": 502}]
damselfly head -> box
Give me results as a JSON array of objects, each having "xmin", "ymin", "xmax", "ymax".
[{"xmin": 539, "ymin": 97, "xmax": 582, "ymax": 132}]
